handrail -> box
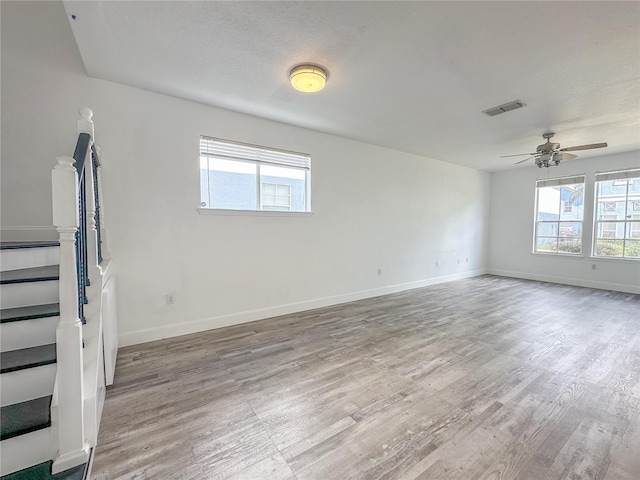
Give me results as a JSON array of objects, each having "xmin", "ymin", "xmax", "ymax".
[
  {"xmin": 91, "ymin": 145, "xmax": 103, "ymax": 265},
  {"xmin": 72, "ymin": 133, "xmax": 91, "ymax": 323}
]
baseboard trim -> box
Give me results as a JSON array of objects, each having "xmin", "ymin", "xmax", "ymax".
[
  {"xmin": 487, "ymin": 269, "xmax": 640, "ymax": 295},
  {"xmin": 119, "ymin": 269, "xmax": 487, "ymax": 347},
  {"xmin": 0, "ymin": 226, "xmax": 58, "ymax": 242}
]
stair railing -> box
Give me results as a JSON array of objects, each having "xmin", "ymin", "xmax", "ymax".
[{"xmin": 51, "ymin": 107, "xmax": 113, "ymax": 473}]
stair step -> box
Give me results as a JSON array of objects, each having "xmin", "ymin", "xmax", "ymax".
[
  {"xmin": 0, "ymin": 396, "xmax": 51, "ymax": 441},
  {"xmin": 1, "ymin": 304, "xmax": 59, "ymax": 323},
  {"xmin": 0, "ymin": 241, "xmax": 59, "ymax": 250},
  {"xmin": 0, "ymin": 426, "xmax": 56, "ymax": 476},
  {"xmin": 0, "ymin": 460, "xmax": 86, "ymax": 480},
  {"xmin": 1, "ymin": 364, "xmax": 56, "ymax": 407},
  {"xmin": 0, "ymin": 344, "xmax": 56, "ymax": 374},
  {"xmin": 0, "ymin": 266, "xmax": 59, "ymax": 285}
]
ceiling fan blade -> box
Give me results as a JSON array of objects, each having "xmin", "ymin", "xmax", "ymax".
[
  {"xmin": 554, "ymin": 152, "xmax": 578, "ymax": 161},
  {"xmin": 559, "ymin": 142, "xmax": 608, "ymax": 152},
  {"xmin": 514, "ymin": 156, "xmax": 536, "ymax": 165},
  {"xmin": 500, "ymin": 152, "xmax": 538, "ymax": 158}
]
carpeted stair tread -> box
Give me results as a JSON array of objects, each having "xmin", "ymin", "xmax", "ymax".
[
  {"xmin": 0, "ymin": 304, "xmax": 60, "ymax": 323},
  {"xmin": 0, "ymin": 241, "xmax": 59, "ymax": 250},
  {"xmin": 0, "ymin": 396, "xmax": 51, "ymax": 441},
  {"xmin": 0, "ymin": 460, "xmax": 86, "ymax": 480},
  {"xmin": 0, "ymin": 266, "xmax": 59, "ymax": 285},
  {"xmin": 0, "ymin": 344, "xmax": 56, "ymax": 374}
]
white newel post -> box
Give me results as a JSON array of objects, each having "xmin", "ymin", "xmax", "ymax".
[{"xmin": 52, "ymin": 156, "xmax": 90, "ymax": 472}]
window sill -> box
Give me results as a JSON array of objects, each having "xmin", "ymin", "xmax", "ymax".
[
  {"xmin": 531, "ymin": 252, "xmax": 584, "ymax": 259},
  {"xmin": 198, "ymin": 208, "xmax": 313, "ymax": 217},
  {"xmin": 589, "ymin": 255, "xmax": 640, "ymax": 263},
  {"xmin": 530, "ymin": 251, "xmax": 640, "ymax": 262}
]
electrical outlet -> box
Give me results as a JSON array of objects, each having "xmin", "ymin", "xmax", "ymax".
[
  {"xmin": 457, "ymin": 259, "xmax": 460, "ymax": 264},
  {"xmin": 466, "ymin": 257, "xmax": 469, "ymax": 263},
  {"xmin": 166, "ymin": 294, "xmax": 174, "ymax": 305},
  {"xmin": 591, "ymin": 264, "xmax": 597, "ymax": 271},
  {"xmin": 377, "ymin": 268, "xmax": 382, "ymax": 276},
  {"xmin": 435, "ymin": 261, "xmax": 439, "ymax": 268}
]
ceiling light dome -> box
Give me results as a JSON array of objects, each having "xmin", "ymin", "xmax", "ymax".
[{"xmin": 289, "ymin": 65, "xmax": 327, "ymax": 93}]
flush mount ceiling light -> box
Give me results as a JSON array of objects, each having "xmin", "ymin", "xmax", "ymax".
[{"xmin": 289, "ymin": 65, "xmax": 327, "ymax": 93}]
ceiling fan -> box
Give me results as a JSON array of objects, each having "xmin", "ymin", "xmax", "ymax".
[{"xmin": 502, "ymin": 132, "xmax": 608, "ymax": 168}]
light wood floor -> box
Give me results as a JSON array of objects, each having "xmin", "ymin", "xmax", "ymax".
[{"xmin": 91, "ymin": 275, "xmax": 640, "ymax": 480}]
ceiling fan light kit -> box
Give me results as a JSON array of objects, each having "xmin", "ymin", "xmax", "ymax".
[
  {"xmin": 502, "ymin": 132, "xmax": 608, "ymax": 168},
  {"xmin": 289, "ymin": 65, "xmax": 327, "ymax": 93}
]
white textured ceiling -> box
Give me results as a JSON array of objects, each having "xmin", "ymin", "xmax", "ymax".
[{"xmin": 64, "ymin": 1, "xmax": 640, "ymax": 171}]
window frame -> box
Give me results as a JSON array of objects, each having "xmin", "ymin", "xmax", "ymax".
[
  {"xmin": 592, "ymin": 168, "xmax": 640, "ymax": 259},
  {"xmin": 533, "ymin": 174, "xmax": 585, "ymax": 256},
  {"xmin": 199, "ymin": 136, "xmax": 311, "ymax": 213}
]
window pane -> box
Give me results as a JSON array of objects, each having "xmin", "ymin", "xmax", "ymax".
[
  {"xmin": 207, "ymin": 158, "xmax": 257, "ymax": 210},
  {"xmin": 535, "ymin": 237, "xmax": 557, "ymax": 253},
  {"xmin": 262, "ymin": 183, "xmax": 276, "ymax": 194},
  {"xmin": 558, "ymin": 222, "xmax": 581, "ymax": 238},
  {"xmin": 262, "ymin": 194, "xmax": 276, "ymax": 205},
  {"xmin": 536, "ymin": 222, "xmax": 557, "ymax": 237},
  {"xmin": 624, "ymin": 240, "xmax": 640, "ymax": 258},
  {"xmin": 559, "ymin": 185, "xmax": 583, "ymax": 221},
  {"xmin": 556, "ymin": 239, "xmax": 582, "ymax": 254},
  {"xmin": 627, "ymin": 221, "xmax": 640, "ymax": 239},
  {"xmin": 537, "ymin": 186, "xmax": 560, "ymax": 221},
  {"xmin": 594, "ymin": 238, "xmax": 624, "ymax": 257},
  {"xmin": 261, "ymin": 165, "xmax": 305, "ymax": 212},
  {"xmin": 276, "ymin": 196, "xmax": 290, "ymax": 207}
]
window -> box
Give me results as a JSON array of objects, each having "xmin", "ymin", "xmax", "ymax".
[
  {"xmin": 261, "ymin": 183, "xmax": 291, "ymax": 211},
  {"xmin": 593, "ymin": 169, "xmax": 640, "ymax": 258},
  {"xmin": 199, "ymin": 136, "xmax": 310, "ymax": 212},
  {"xmin": 533, "ymin": 175, "xmax": 585, "ymax": 255}
]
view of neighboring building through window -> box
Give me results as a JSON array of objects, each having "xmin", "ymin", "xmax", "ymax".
[
  {"xmin": 533, "ymin": 175, "xmax": 585, "ymax": 255},
  {"xmin": 593, "ymin": 169, "xmax": 640, "ymax": 258},
  {"xmin": 199, "ymin": 136, "xmax": 310, "ymax": 212},
  {"xmin": 261, "ymin": 183, "xmax": 291, "ymax": 211}
]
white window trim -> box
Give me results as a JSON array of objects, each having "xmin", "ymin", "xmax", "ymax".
[
  {"xmin": 200, "ymin": 136, "xmax": 311, "ymax": 213},
  {"xmin": 198, "ymin": 208, "xmax": 313, "ymax": 217},
  {"xmin": 592, "ymin": 168, "xmax": 640, "ymax": 259},
  {"xmin": 533, "ymin": 174, "xmax": 585, "ymax": 256}
]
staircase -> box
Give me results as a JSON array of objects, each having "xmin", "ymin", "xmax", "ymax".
[
  {"xmin": 0, "ymin": 108, "xmax": 117, "ymax": 479},
  {"xmin": 0, "ymin": 243, "xmax": 86, "ymax": 478}
]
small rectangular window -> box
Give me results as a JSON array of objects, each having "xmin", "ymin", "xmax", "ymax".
[
  {"xmin": 593, "ymin": 169, "xmax": 640, "ymax": 259},
  {"xmin": 200, "ymin": 136, "xmax": 310, "ymax": 212},
  {"xmin": 533, "ymin": 175, "xmax": 585, "ymax": 255}
]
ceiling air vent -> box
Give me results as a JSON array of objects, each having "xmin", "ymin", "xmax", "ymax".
[{"xmin": 482, "ymin": 100, "xmax": 526, "ymax": 117}]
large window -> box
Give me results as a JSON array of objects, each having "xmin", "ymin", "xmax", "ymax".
[
  {"xmin": 593, "ymin": 169, "xmax": 640, "ymax": 259},
  {"xmin": 533, "ymin": 175, "xmax": 585, "ymax": 255},
  {"xmin": 200, "ymin": 136, "xmax": 310, "ymax": 212}
]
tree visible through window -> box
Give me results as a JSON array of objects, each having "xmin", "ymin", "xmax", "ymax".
[
  {"xmin": 593, "ymin": 169, "xmax": 640, "ymax": 258},
  {"xmin": 533, "ymin": 175, "xmax": 585, "ymax": 255},
  {"xmin": 199, "ymin": 136, "xmax": 311, "ymax": 212}
]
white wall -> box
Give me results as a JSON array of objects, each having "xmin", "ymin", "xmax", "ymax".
[
  {"xmin": 1, "ymin": 1, "xmax": 93, "ymax": 239},
  {"xmin": 89, "ymin": 80, "xmax": 489, "ymax": 345},
  {"xmin": 488, "ymin": 150, "xmax": 640, "ymax": 293},
  {"xmin": 1, "ymin": 2, "xmax": 490, "ymax": 346}
]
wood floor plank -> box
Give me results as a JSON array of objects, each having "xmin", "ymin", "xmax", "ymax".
[{"xmin": 91, "ymin": 275, "xmax": 640, "ymax": 479}]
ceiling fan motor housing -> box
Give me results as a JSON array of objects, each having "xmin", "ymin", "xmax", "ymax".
[{"xmin": 537, "ymin": 141, "xmax": 560, "ymax": 154}]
